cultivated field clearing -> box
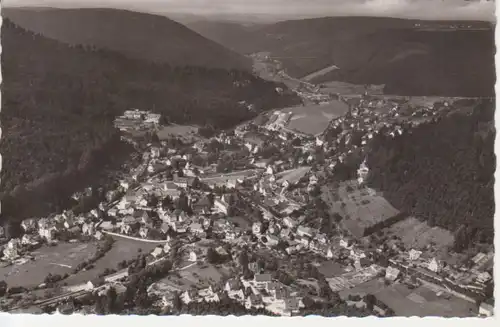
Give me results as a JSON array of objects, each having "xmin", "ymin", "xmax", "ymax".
[
  {"xmin": 64, "ymin": 238, "xmax": 158, "ymax": 285},
  {"xmin": 157, "ymin": 124, "xmax": 199, "ymax": 141},
  {"xmin": 387, "ymin": 217, "xmax": 454, "ymax": 251},
  {"xmin": 374, "ymin": 284, "xmax": 476, "ymax": 317},
  {"xmin": 322, "ymin": 181, "xmax": 400, "ymax": 237},
  {"xmin": 281, "ymin": 100, "xmax": 349, "ymax": 135},
  {"xmin": 0, "ymin": 242, "xmax": 98, "ymax": 288}
]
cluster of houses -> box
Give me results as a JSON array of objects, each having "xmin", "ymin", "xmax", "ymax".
[
  {"xmin": 162, "ymin": 272, "xmax": 305, "ymax": 316},
  {"xmin": 114, "ymin": 109, "xmax": 161, "ymax": 132}
]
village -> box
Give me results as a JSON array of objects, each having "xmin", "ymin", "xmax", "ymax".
[{"xmin": 0, "ymin": 86, "xmax": 494, "ymax": 317}]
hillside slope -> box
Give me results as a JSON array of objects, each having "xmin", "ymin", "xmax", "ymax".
[
  {"xmin": 188, "ymin": 17, "xmax": 495, "ymax": 97},
  {"xmin": 0, "ymin": 20, "xmax": 300, "ymax": 220},
  {"xmin": 366, "ymin": 100, "xmax": 495, "ymax": 251},
  {"xmin": 2, "ymin": 7, "xmax": 252, "ymax": 71}
]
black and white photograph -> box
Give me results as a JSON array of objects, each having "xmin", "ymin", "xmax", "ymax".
[{"xmin": 0, "ymin": 0, "xmax": 496, "ymax": 319}]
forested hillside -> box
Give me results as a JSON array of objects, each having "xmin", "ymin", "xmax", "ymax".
[
  {"xmin": 2, "ymin": 7, "xmax": 252, "ymax": 71},
  {"xmin": 189, "ymin": 17, "xmax": 495, "ymax": 97},
  {"xmin": 0, "ymin": 20, "xmax": 300, "ymax": 220},
  {"xmin": 366, "ymin": 100, "xmax": 495, "ymax": 251}
]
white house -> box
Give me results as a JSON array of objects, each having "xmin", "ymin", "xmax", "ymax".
[
  {"xmin": 139, "ymin": 227, "xmax": 149, "ymax": 239},
  {"xmin": 151, "ymin": 246, "xmax": 164, "ymax": 259},
  {"xmin": 428, "ymin": 258, "xmax": 441, "ymax": 273},
  {"xmin": 408, "ymin": 249, "xmax": 422, "ymax": 261},
  {"xmin": 82, "ymin": 222, "xmax": 95, "ymax": 236},
  {"xmin": 188, "ymin": 251, "xmax": 198, "ymax": 262},
  {"xmin": 283, "ymin": 217, "xmax": 297, "ymax": 229},
  {"xmin": 476, "ymin": 272, "xmax": 492, "ymax": 284},
  {"xmin": 252, "ymin": 222, "xmax": 262, "ymax": 235},
  {"xmin": 385, "ymin": 266, "xmax": 400, "ymax": 281},
  {"xmin": 357, "ymin": 158, "xmax": 369, "ymax": 185},
  {"xmin": 297, "ymin": 226, "xmax": 313, "ymax": 238},
  {"xmin": 21, "ymin": 218, "xmax": 37, "ymax": 233},
  {"xmin": 479, "ymin": 301, "xmax": 494, "ymax": 317}
]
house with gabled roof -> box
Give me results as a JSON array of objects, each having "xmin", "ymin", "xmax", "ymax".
[
  {"xmin": 254, "ymin": 273, "xmax": 272, "ymax": 289},
  {"xmin": 245, "ymin": 294, "xmax": 264, "ymax": 309}
]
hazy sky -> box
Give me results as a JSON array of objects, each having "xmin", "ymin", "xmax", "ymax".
[{"xmin": 2, "ymin": 0, "xmax": 496, "ymax": 22}]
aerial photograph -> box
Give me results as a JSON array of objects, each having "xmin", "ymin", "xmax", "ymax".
[{"xmin": 0, "ymin": 0, "xmax": 495, "ymax": 318}]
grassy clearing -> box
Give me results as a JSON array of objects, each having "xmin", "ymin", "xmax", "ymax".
[
  {"xmin": 0, "ymin": 242, "xmax": 98, "ymax": 288},
  {"xmin": 387, "ymin": 217, "xmax": 454, "ymax": 251},
  {"xmin": 318, "ymin": 261, "xmax": 345, "ymax": 278},
  {"xmin": 375, "ymin": 283, "xmax": 476, "ymax": 317},
  {"xmin": 157, "ymin": 124, "xmax": 199, "ymax": 141},
  {"xmin": 338, "ymin": 278, "xmax": 387, "ymax": 299},
  {"xmin": 64, "ymin": 238, "xmax": 158, "ymax": 285}
]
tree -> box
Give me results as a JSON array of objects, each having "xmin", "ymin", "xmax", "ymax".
[
  {"xmin": 173, "ymin": 291, "xmax": 182, "ymax": 311},
  {"xmin": 364, "ymin": 294, "xmax": 376, "ymax": 311},
  {"xmin": 238, "ymin": 250, "xmax": 249, "ymax": 268},
  {"xmin": 94, "ymin": 296, "xmax": 106, "ymax": 315},
  {"xmin": 207, "ymin": 248, "xmax": 220, "ymax": 264},
  {"xmin": 0, "ymin": 280, "xmax": 7, "ymax": 297},
  {"xmin": 106, "ymin": 287, "xmax": 117, "ymax": 313}
]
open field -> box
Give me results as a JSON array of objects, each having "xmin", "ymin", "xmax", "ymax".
[
  {"xmin": 318, "ymin": 261, "xmax": 345, "ymax": 278},
  {"xmin": 0, "ymin": 242, "xmax": 98, "ymax": 288},
  {"xmin": 322, "ymin": 181, "xmax": 401, "ymax": 237},
  {"xmin": 320, "ymin": 81, "xmax": 384, "ymax": 96},
  {"xmin": 64, "ymin": 238, "xmax": 158, "ymax": 285},
  {"xmin": 374, "ymin": 284, "xmax": 477, "ymax": 317},
  {"xmin": 157, "ymin": 124, "xmax": 199, "ymax": 141},
  {"xmin": 338, "ymin": 278, "xmax": 387, "ymax": 299},
  {"xmin": 302, "ymin": 64, "xmax": 339, "ymax": 82},
  {"xmin": 281, "ymin": 100, "xmax": 349, "ymax": 135},
  {"xmin": 386, "ymin": 217, "xmax": 454, "ymax": 251},
  {"xmin": 275, "ymin": 166, "xmax": 312, "ymax": 185}
]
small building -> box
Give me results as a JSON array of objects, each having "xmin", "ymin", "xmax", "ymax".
[
  {"xmin": 428, "ymin": 258, "xmax": 441, "ymax": 273},
  {"xmin": 245, "ymin": 294, "xmax": 264, "ymax": 309},
  {"xmin": 94, "ymin": 231, "xmax": 104, "ymax": 240},
  {"xmin": 297, "ymin": 226, "xmax": 314, "ymax": 238},
  {"xmin": 254, "ymin": 273, "xmax": 272, "ymax": 289},
  {"xmin": 408, "ymin": 249, "xmax": 422, "ymax": 261},
  {"xmin": 151, "ymin": 246, "xmax": 164, "ymax": 259},
  {"xmin": 479, "ymin": 299, "xmax": 494, "ymax": 317},
  {"xmin": 21, "ymin": 218, "xmax": 37, "ymax": 233},
  {"xmin": 385, "ymin": 266, "xmax": 401, "ymax": 281},
  {"xmin": 285, "ymin": 298, "xmax": 301, "ymax": 315},
  {"xmin": 252, "ymin": 222, "xmax": 262, "ymax": 235},
  {"xmin": 82, "ymin": 223, "xmax": 95, "ymax": 237},
  {"xmin": 139, "ymin": 227, "xmax": 150, "ymax": 239},
  {"xmin": 189, "ymin": 251, "xmax": 198, "ymax": 262}
]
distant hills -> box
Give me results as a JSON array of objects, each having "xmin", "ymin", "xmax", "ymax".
[
  {"xmin": 2, "ymin": 7, "xmax": 252, "ymax": 71},
  {"xmin": 0, "ymin": 19, "xmax": 299, "ymax": 220},
  {"xmin": 187, "ymin": 17, "xmax": 495, "ymax": 97}
]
